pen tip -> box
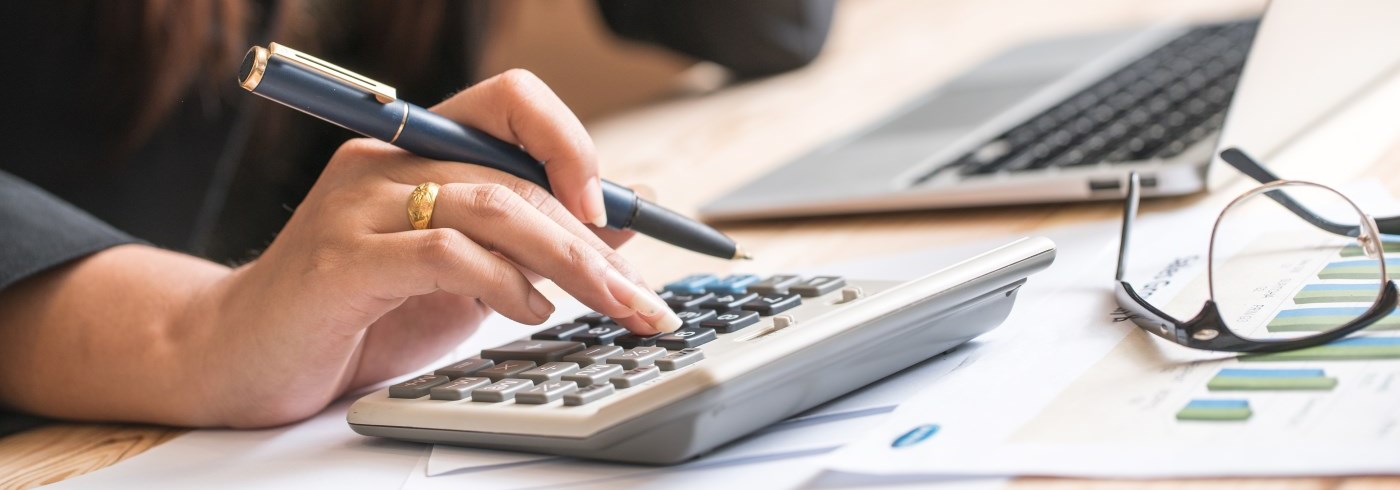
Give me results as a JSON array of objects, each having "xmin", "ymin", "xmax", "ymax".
[{"xmin": 733, "ymin": 246, "xmax": 754, "ymax": 261}]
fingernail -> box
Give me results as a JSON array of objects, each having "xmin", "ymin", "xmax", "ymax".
[
  {"xmin": 527, "ymin": 289, "xmax": 555, "ymax": 319},
  {"xmin": 605, "ymin": 269, "xmax": 680, "ymax": 332},
  {"xmin": 584, "ymin": 177, "xmax": 608, "ymax": 228}
]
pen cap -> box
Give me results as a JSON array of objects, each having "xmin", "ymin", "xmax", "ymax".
[{"xmin": 239, "ymin": 46, "xmax": 406, "ymax": 141}]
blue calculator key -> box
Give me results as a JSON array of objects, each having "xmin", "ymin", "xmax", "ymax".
[
  {"xmin": 704, "ymin": 274, "xmax": 762, "ymax": 294},
  {"xmin": 663, "ymin": 274, "xmax": 720, "ymax": 295}
]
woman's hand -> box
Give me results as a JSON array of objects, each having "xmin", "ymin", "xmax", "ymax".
[{"xmin": 0, "ymin": 70, "xmax": 680, "ymax": 428}]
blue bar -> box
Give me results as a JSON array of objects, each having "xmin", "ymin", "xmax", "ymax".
[
  {"xmin": 1275, "ymin": 307, "xmax": 1370, "ymax": 318},
  {"xmin": 705, "ymin": 274, "xmax": 762, "ymax": 294},
  {"xmin": 1332, "ymin": 337, "xmax": 1400, "ymax": 346},
  {"xmin": 1326, "ymin": 259, "xmax": 1400, "ymax": 268},
  {"xmin": 662, "ymin": 274, "xmax": 719, "ymax": 294},
  {"xmin": 1217, "ymin": 368, "xmax": 1325, "ymax": 378},
  {"xmin": 1302, "ymin": 284, "xmax": 1378, "ymax": 291},
  {"xmin": 1185, "ymin": 399, "xmax": 1250, "ymax": 409}
]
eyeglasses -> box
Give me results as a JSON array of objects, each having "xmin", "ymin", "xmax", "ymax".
[{"xmin": 1115, "ymin": 147, "xmax": 1400, "ymax": 353}]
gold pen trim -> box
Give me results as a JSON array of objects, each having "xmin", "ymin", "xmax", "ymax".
[
  {"xmin": 238, "ymin": 46, "xmax": 269, "ymax": 92},
  {"xmin": 267, "ymin": 43, "xmax": 397, "ymax": 103},
  {"xmin": 389, "ymin": 102, "xmax": 409, "ymax": 144}
]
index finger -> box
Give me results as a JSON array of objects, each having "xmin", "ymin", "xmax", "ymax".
[{"xmin": 430, "ymin": 69, "xmax": 608, "ymax": 229}]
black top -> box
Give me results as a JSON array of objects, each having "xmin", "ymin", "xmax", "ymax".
[{"xmin": 0, "ymin": 1, "xmax": 832, "ymax": 437}]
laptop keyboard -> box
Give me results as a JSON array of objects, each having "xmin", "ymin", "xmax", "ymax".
[{"xmin": 913, "ymin": 20, "xmax": 1258, "ymax": 183}]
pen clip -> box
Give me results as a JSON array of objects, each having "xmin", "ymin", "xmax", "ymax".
[{"xmin": 267, "ymin": 42, "xmax": 398, "ymax": 104}]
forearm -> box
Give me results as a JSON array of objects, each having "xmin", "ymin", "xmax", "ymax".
[{"xmin": 0, "ymin": 245, "xmax": 229, "ymax": 425}]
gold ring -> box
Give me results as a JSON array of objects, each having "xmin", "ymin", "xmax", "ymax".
[{"xmin": 407, "ymin": 182, "xmax": 441, "ymax": 230}]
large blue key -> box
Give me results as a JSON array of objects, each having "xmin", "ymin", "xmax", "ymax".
[
  {"xmin": 704, "ymin": 274, "xmax": 762, "ymax": 295},
  {"xmin": 663, "ymin": 274, "xmax": 719, "ymax": 295}
]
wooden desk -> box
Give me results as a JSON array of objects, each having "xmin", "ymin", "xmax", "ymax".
[{"xmin": 4, "ymin": 0, "xmax": 1399, "ymax": 488}]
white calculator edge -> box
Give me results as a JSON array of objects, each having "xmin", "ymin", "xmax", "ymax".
[{"xmin": 348, "ymin": 236, "xmax": 1056, "ymax": 464}]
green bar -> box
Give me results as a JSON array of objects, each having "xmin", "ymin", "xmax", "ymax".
[
  {"xmin": 1318, "ymin": 267, "xmax": 1382, "ymax": 280},
  {"xmin": 1241, "ymin": 345, "xmax": 1400, "ymax": 362},
  {"xmin": 1206, "ymin": 376, "xmax": 1337, "ymax": 391},
  {"xmin": 1293, "ymin": 292, "xmax": 1378, "ymax": 304},
  {"xmin": 1267, "ymin": 315, "xmax": 1400, "ymax": 332},
  {"xmin": 1176, "ymin": 407, "xmax": 1253, "ymax": 421},
  {"xmin": 1340, "ymin": 242, "xmax": 1400, "ymax": 257}
]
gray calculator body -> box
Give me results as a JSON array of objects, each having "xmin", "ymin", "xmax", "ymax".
[{"xmin": 348, "ymin": 237, "xmax": 1055, "ymax": 464}]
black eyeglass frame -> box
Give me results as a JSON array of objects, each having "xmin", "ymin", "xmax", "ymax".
[{"xmin": 1114, "ymin": 148, "xmax": 1400, "ymax": 353}]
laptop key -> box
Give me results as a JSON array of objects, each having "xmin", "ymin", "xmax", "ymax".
[
  {"xmin": 610, "ymin": 365, "xmax": 660, "ymax": 389},
  {"xmin": 479, "ymin": 360, "xmax": 537, "ymax": 381},
  {"xmin": 562, "ymin": 363, "xmax": 623, "ymax": 387},
  {"xmin": 481, "ymin": 340, "xmax": 585, "ymax": 363},
  {"xmin": 564, "ymin": 383, "xmax": 615, "ymax": 406},
  {"xmin": 656, "ymin": 328, "xmax": 717, "ymax": 350},
  {"xmin": 700, "ymin": 310, "xmax": 760, "ymax": 333},
  {"xmin": 471, "ymin": 379, "xmax": 535, "ymax": 402},
  {"xmin": 434, "ymin": 358, "xmax": 494, "ymax": 378},
  {"xmin": 516, "ymin": 381, "xmax": 579, "ymax": 405},
  {"xmin": 517, "ymin": 362, "xmax": 580, "ymax": 384},
  {"xmin": 743, "ymin": 293, "xmax": 802, "ymax": 316},
  {"xmin": 430, "ymin": 377, "xmax": 491, "ymax": 401},
  {"xmin": 562, "ymin": 344, "xmax": 622, "ymax": 366},
  {"xmin": 606, "ymin": 347, "xmax": 666, "ymax": 369},
  {"xmin": 531, "ymin": 322, "xmax": 590, "ymax": 341},
  {"xmin": 389, "ymin": 375, "xmax": 450, "ymax": 399}
]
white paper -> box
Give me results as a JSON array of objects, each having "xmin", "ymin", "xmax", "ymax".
[{"xmin": 827, "ymin": 181, "xmax": 1400, "ymax": 479}]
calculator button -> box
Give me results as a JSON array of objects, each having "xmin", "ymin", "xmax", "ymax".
[
  {"xmin": 434, "ymin": 358, "xmax": 494, "ymax": 378},
  {"xmin": 516, "ymin": 381, "xmax": 579, "ymax": 404},
  {"xmin": 666, "ymin": 293, "xmax": 715, "ymax": 311},
  {"xmin": 675, "ymin": 308, "xmax": 718, "ymax": 327},
  {"xmin": 663, "ymin": 274, "xmax": 719, "ymax": 295},
  {"xmin": 471, "ymin": 379, "xmax": 535, "ymax": 402},
  {"xmin": 742, "ymin": 293, "xmax": 802, "ymax": 316},
  {"xmin": 518, "ymin": 362, "xmax": 580, "ymax": 383},
  {"xmin": 569, "ymin": 324, "xmax": 630, "ymax": 346},
  {"xmin": 564, "ymin": 383, "xmax": 615, "ymax": 406},
  {"xmin": 700, "ymin": 292, "xmax": 759, "ymax": 312},
  {"xmin": 479, "ymin": 360, "xmax": 537, "ymax": 381},
  {"xmin": 389, "ymin": 375, "xmax": 450, "ymax": 399},
  {"xmin": 606, "ymin": 347, "xmax": 666, "ymax": 369},
  {"xmin": 705, "ymin": 274, "xmax": 762, "ymax": 294},
  {"xmin": 656, "ymin": 328, "xmax": 717, "ymax": 349},
  {"xmin": 656, "ymin": 349, "xmax": 705, "ymax": 371},
  {"xmin": 574, "ymin": 312, "xmax": 611, "ymax": 325},
  {"xmin": 610, "ymin": 365, "xmax": 661, "ymax": 389},
  {"xmin": 562, "ymin": 344, "xmax": 622, "ymax": 366},
  {"xmin": 749, "ymin": 275, "xmax": 802, "ymax": 295},
  {"xmin": 790, "ymin": 276, "xmax": 847, "ymax": 297},
  {"xmin": 562, "ymin": 363, "xmax": 623, "ymax": 387},
  {"xmin": 700, "ymin": 310, "xmax": 760, "ymax": 333},
  {"xmin": 481, "ymin": 340, "xmax": 585, "ymax": 363},
  {"xmin": 531, "ymin": 322, "xmax": 589, "ymax": 341},
  {"xmin": 615, "ymin": 332, "xmax": 665, "ymax": 348},
  {"xmin": 655, "ymin": 290, "xmax": 675, "ymax": 300},
  {"xmin": 429, "ymin": 377, "xmax": 491, "ymax": 400}
]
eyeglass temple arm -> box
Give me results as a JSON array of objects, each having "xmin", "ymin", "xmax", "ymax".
[
  {"xmin": 1220, "ymin": 147, "xmax": 1400, "ymax": 236},
  {"xmin": 1116, "ymin": 173, "xmax": 1142, "ymax": 281}
]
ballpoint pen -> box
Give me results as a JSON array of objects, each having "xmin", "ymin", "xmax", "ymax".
[{"xmin": 237, "ymin": 43, "xmax": 749, "ymax": 260}]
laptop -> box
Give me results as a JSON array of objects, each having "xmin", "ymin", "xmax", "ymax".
[{"xmin": 700, "ymin": 0, "xmax": 1400, "ymax": 222}]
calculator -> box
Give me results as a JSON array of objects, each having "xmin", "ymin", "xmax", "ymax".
[{"xmin": 348, "ymin": 237, "xmax": 1055, "ymax": 464}]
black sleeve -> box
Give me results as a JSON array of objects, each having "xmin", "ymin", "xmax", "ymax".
[
  {"xmin": 0, "ymin": 170, "xmax": 140, "ymax": 291},
  {"xmin": 595, "ymin": 0, "xmax": 837, "ymax": 79}
]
